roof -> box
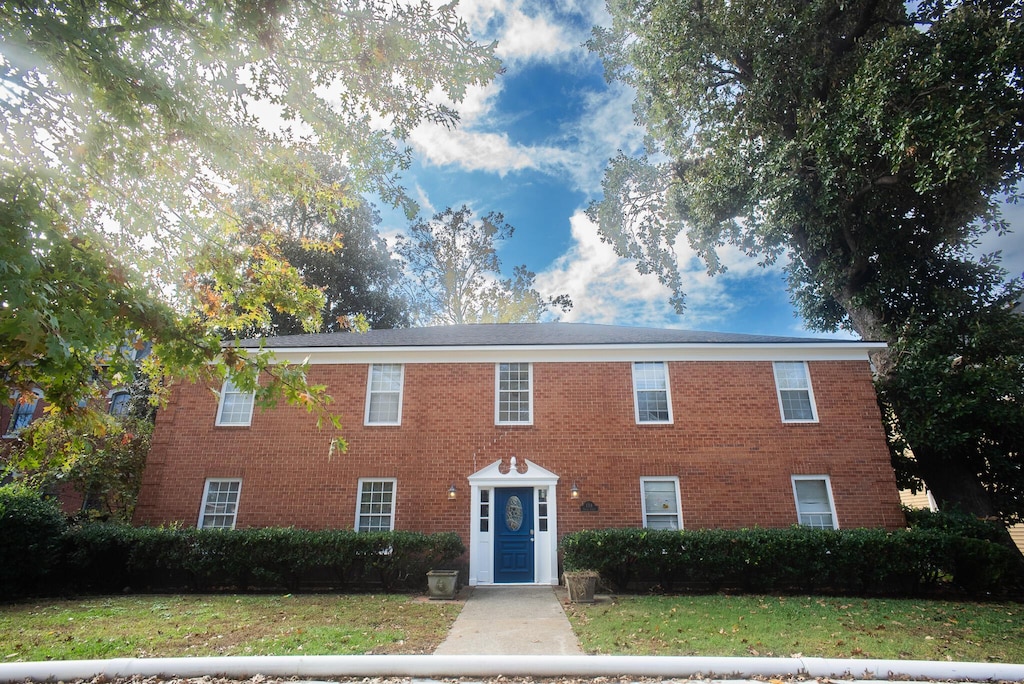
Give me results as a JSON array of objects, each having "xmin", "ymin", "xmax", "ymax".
[{"xmin": 232, "ymin": 322, "xmax": 869, "ymax": 349}]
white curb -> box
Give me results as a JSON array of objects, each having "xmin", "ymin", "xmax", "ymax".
[{"xmin": 1, "ymin": 655, "xmax": 1024, "ymax": 682}]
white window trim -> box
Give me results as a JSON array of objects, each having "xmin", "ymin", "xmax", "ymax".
[
  {"xmin": 791, "ymin": 474, "xmax": 839, "ymax": 530},
  {"xmin": 4, "ymin": 389, "xmax": 42, "ymax": 438},
  {"xmin": 772, "ymin": 361, "xmax": 819, "ymax": 423},
  {"xmin": 197, "ymin": 478, "xmax": 242, "ymax": 529},
  {"xmin": 355, "ymin": 477, "xmax": 398, "ymax": 532},
  {"xmin": 632, "ymin": 361, "xmax": 674, "ymax": 424},
  {"xmin": 364, "ymin": 363, "xmax": 404, "ymax": 426},
  {"xmin": 640, "ymin": 476, "xmax": 684, "ymax": 529},
  {"xmin": 215, "ymin": 377, "xmax": 255, "ymax": 427},
  {"xmin": 495, "ymin": 362, "xmax": 533, "ymax": 425}
]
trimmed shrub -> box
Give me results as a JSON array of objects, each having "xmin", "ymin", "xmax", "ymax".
[
  {"xmin": 561, "ymin": 526, "xmax": 1018, "ymax": 598},
  {"xmin": 56, "ymin": 524, "xmax": 465, "ymax": 594},
  {"xmin": 0, "ymin": 484, "xmax": 67, "ymax": 600}
]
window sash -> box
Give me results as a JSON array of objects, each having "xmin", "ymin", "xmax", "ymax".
[
  {"xmin": 5, "ymin": 392, "xmax": 40, "ymax": 436},
  {"xmin": 633, "ymin": 362, "xmax": 672, "ymax": 423},
  {"xmin": 216, "ymin": 378, "xmax": 255, "ymax": 426},
  {"xmin": 199, "ymin": 479, "xmax": 241, "ymax": 529},
  {"xmin": 365, "ymin": 364, "xmax": 403, "ymax": 425},
  {"xmin": 773, "ymin": 362, "xmax": 817, "ymax": 422},
  {"xmin": 109, "ymin": 392, "xmax": 130, "ymax": 416},
  {"xmin": 641, "ymin": 477, "xmax": 682, "ymax": 530},
  {"xmin": 792, "ymin": 477, "xmax": 837, "ymax": 529},
  {"xmin": 496, "ymin": 362, "xmax": 532, "ymax": 424},
  {"xmin": 357, "ymin": 479, "xmax": 396, "ymax": 531}
]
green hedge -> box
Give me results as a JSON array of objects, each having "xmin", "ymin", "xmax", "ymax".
[
  {"xmin": 0, "ymin": 485, "xmax": 67, "ymax": 599},
  {"xmin": 55, "ymin": 524, "xmax": 465, "ymax": 594},
  {"xmin": 0, "ymin": 520, "xmax": 466, "ymax": 599},
  {"xmin": 560, "ymin": 526, "xmax": 1019, "ymax": 597}
]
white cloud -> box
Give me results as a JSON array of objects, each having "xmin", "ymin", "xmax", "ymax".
[
  {"xmin": 409, "ymin": 125, "xmax": 576, "ymax": 175},
  {"xmin": 455, "ymin": 0, "xmax": 583, "ymax": 65},
  {"xmin": 534, "ymin": 210, "xmax": 798, "ymax": 331}
]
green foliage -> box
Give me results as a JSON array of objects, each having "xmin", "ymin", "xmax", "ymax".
[
  {"xmin": 396, "ymin": 205, "xmax": 573, "ymax": 325},
  {"xmin": 879, "ymin": 296, "xmax": 1024, "ymax": 522},
  {"xmin": 904, "ymin": 507, "xmax": 1008, "ymax": 543},
  {"xmin": 0, "ymin": 0, "xmax": 499, "ymax": 465},
  {"xmin": 8, "ymin": 414, "xmax": 153, "ymax": 523},
  {"xmin": 237, "ymin": 159, "xmax": 412, "ymax": 334},
  {"xmin": 561, "ymin": 527, "xmax": 1018, "ymax": 598},
  {"xmin": 0, "ymin": 485, "xmax": 67, "ymax": 599},
  {"xmin": 589, "ymin": 0, "xmax": 1023, "ymax": 334},
  {"xmin": 55, "ymin": 524, "xmax": 465, "ymax": 595}
]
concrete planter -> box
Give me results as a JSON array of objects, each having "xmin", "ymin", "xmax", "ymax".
[
  {"xmin": 563, "ymin": 570, "xmax": 598, "ymax": 603},
  {"xmin": 426, "ymin": 570, "xmax": 459, "ymax": 599}
]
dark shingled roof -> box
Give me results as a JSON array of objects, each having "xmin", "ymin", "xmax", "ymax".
[{"xmin": 232, "ymin": 323, "xmax": 861, "ymax": 348}]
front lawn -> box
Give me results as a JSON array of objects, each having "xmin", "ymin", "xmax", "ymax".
[
  {"xmin": 565, "ymin": 594, "xmax": 1024, "ymax": 661},
  {"xmin": 0, "ymin": 594, "xmax": 461, "ymax": 661}
]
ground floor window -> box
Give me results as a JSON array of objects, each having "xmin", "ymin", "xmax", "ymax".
[
  {"xmin": 356, "ymin": 478, "xmax": 396, "ymax": 531},
  {"xmin": 791, "ymin": 475, "xmax": 838, "ymax": 529},
  {"xmin": 198, "ymin": 478, "xmax": 242, "ymax": 529},
  {"xmin": 640, "ymin": 476, "xmax": 683, "ymax": 529}
]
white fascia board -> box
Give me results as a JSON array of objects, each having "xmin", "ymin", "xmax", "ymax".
[{"xmin": 251, "ymin": 341, "xmax": 887, "ymax": 365}]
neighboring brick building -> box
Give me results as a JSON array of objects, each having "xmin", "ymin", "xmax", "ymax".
[{"xmin": 133, "ymin": 322, "xmax": 905, "ymax": 586}]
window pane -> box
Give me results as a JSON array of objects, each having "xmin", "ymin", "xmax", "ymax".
[
  {"xmin": 367, "ymin": 365, "xmax": 402, "ymax": 424},
  {"xmin": 497, "ymin": 363, "xmax": 530, "ymax": 423},
  {"xmin": 642, "ymin": 479, "xmax": 680, "ymax": 529},
  {"xmin": 109, "ymin": 392, "xmax": 130, "ymax": 416},
  {"xmin": 357, "ymin": 480, "xmax": 395, "ymax": 531},
  {"xmin": 775, "ymin": 362, "xmax": 809, "ymax": 389},
  {"xmin": 634, "ymin": 363, "xmax": 670, "ymax": 422},
  {"xmin": 201, "ymin": 480, "xmax": 241, "ymax": 529},
  {"xmin": 795, "ymin": 479, "xmax": 834, "ymax": 529},
  {"xmin": 780, "ymin": 390, "xmax": 814, "ymax": 421},
  {"xmin": 218, "ymin": 379, "xmax": 254, "ymax": 425}
]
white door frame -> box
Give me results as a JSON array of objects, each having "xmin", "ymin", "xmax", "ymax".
[{"xmin": 467, "ymin": 458, "xmax": 559, "ymax": 586}]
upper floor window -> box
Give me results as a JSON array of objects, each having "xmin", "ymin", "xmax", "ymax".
[
  {"xmin": 773, "ymin": 361, "xmax": 818, "ymax": 422},
  {"xmin": 365, "ymin": 363, "xmax": 404, "ymax": 425},
  {"xmin": 633, "ymin": 361, "xmax": 672, "ymax": 424},
  {"xmin": 108, "ymin": 390, "xmax": 131, "ymax": 416},
  {"xmin": 640, "ymin": 476, "xmax": 683, "ymax": 530},
  {"xmin": 198, "ymin": 478, "xmax": 242, "ymax": 529},
  {"xmin": 496, "ymin": 362, "xmax": 532, "ymax": 425},
  {"xmin": 215, "ymin": 377, "xmax": 255, "ymax": 426},
  {"xmin": 356, "ymin": 478, "xmax": 396, "ymax": 531},
  {"xmin": 5, "ymin": 390, "xmax": 42, "ymax": 437},
  {"xmin": 791, "ymin": 475, "xmax": 838, "ymax": 529}
]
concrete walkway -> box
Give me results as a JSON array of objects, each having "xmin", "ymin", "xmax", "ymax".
[{"xmin": 433, "ymin": 586, "xmax": 584, "ymax": 655}]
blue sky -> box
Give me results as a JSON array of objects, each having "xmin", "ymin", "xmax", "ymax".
[{"xmin": 377, "ymin": 0, "xmax": 1024, "ymax": 338}]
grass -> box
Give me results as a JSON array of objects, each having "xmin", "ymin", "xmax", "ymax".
[
  {"xmin": 0, "ymin": 594, "xmax": 461, "ymax": 662},
  {"xmin": 564, "ymin": 594, "xmax": 1024, "ymax": 662},
  {"xmin": 5, "ymin": 592, "xmax": 1024, "ymax": 664}
]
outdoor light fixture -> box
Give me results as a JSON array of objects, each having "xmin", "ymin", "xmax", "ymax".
[
  {"xmin": 571, "ymin": 482, "xmax": 580, "ymax": 499},
  {"xmin": 448, "ymin": 483, "xmax": 457, "ymax": 500}
]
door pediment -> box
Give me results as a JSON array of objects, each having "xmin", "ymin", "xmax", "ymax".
[{"xmin": 468, "ymin": 458, "xmax": 559, "ymax": 486}]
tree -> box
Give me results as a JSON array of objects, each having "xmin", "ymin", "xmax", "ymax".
[
  {"xmin": 395, "ymin": 205, "xmax": 572, "ymax": 325},
  {"xmin": 588, "ymin": 0, "xmax": 1024, "ymax": 525},
  {"xmin": 1, "ymin": 0, "xmax": 499, "ymax": 463},
  {"xmin": 237, "ymin": 158, "xmax": 411, "ymax": 334}
]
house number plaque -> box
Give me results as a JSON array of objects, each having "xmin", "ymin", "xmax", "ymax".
[{"xmin": 580, "ymin": 501, "xmax": 599, "ymax": 512}]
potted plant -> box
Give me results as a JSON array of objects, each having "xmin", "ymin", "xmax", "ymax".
[
  {"xmin": 426, "ymin": 569, "xmax": 459, "ymax": 599},
  {"xmin": 563, "ymin": 569, "xmax": 599, "ymax": 603}
]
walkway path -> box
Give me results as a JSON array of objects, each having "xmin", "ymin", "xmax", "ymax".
[{"xmin": 432, "ymin": 586, "xmax": 584, "ymax": 656}]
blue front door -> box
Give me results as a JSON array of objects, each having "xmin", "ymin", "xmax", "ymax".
[{"xmin": 494, "ymin": 487, "xmax": 535, "ymax": 583}]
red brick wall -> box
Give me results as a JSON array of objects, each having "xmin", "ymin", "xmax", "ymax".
[{"xmin": 133, "ymin": 359, "xmax": 905, "ymax": 534}]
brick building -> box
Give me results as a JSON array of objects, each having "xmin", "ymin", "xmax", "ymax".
[{"xmin": 133, "ymin": 323, "xmax": 905, "ymax": 586}]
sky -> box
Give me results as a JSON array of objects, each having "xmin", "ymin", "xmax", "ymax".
[{"xmin": 376, "ymin": 0, "xmax": 1024, "ymax": 339}]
